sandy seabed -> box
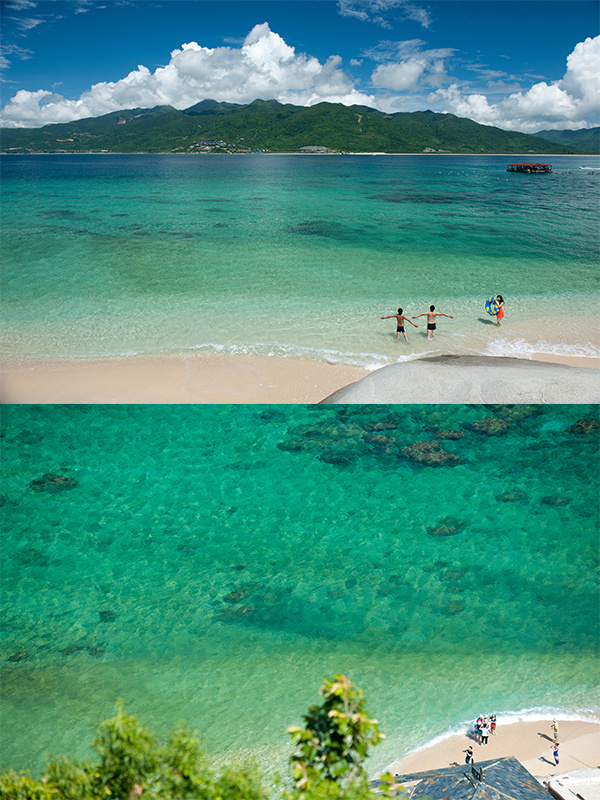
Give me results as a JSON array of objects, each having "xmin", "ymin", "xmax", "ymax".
[{"xmin": 1, "ymin": 351, "xmax": 598, "ymax": 404}]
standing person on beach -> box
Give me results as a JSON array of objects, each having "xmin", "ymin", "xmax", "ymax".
[
  {"xmin": 490, "ymin": 714, "xmax": 497, "ymax": 735},
  {"xmin": 481, "ymin": 722, "xmax": 490, "ymax": 746},
  {"xmin": 464, "ymin": 745, "xmax": 474, "ymax": 764},
  {"xmin": 551, "ymin": 720, "xmax": 559, "ymax": 740},
  {"xmin": 412, "ymin": 305, "xmax": 453, "ymax": 340},
  {"xmin": 552, "ymin": 742, "xmax": 559, "ymax": 766},
  {"xmin": 495, "ymin": 295, "xmax": 505, "ymax": 326},
  {"xmin": 381, "ymin": 308, "xmax": 419, "ymax": 342}
]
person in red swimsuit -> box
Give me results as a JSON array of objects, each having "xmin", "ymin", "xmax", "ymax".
[{"xmin": 496, "ymin": 295, "xmax": 505, "ymax": 326}]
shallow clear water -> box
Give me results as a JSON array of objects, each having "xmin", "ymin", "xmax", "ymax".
[
  {"xmin": 2, "ymin": 154, "xmax": 599, "ymax": 365},
  {"xmin": 1, "ymin": 404, "xmax": 598, "ymax": 775}
]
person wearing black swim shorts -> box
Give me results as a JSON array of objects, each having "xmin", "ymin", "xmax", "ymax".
[
  {"xmin": 412, "ymin": 304, "xmax": 454, "ymax": 340},
  {"xmin": 381, "ymin": 307, "xmax": 419, "ymax": 342}
]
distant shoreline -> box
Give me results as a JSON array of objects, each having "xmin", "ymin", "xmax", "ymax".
[{"xmin": 3, "ymin": 150, "xmax": 599, "ymax": 156}]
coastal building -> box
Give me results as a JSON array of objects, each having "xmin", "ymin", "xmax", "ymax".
[
  {"xmin": 548, "ymin": 769, "xmax": 600, "ymax": 800},
  {"xmin": 384, "ymin": 756, "xmax": 550, "ymax": 800}
]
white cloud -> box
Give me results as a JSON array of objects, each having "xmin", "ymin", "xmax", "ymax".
[
  {"xmin": 372, "ymin": 60, "xmax": 426, "ymax": 91},
  {"xmin": 369, "ymin": 39, "xmax": 454, "ymax": 92},
  {"xmin": 5, "ymin": 0, "xmax": 38, "ymax": 9},
  {"xmin": 338, "ymin": 0, "xmax": 432, "ymax": 29},
  {"xmin": 1, "ymin": 24, "xmax": 598, "ymax": 134},
  {"xmin": 0, "ymin": 23, "xmax": 377, "ymax": 127},
  {"xmin": 429, "ymin": 35, "xmax": 600, "ymax": 132},
  {"xmin": 12, "ymin": 15, "xmax": 44, "ymax": 32}
]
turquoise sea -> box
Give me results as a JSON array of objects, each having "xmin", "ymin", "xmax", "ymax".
[
  {"xmin": 1, "ymin": 154, "xmax": 599, "ymax": 366},
  {"xmin": 1, "ymin": 404, "xmax": 599, "ymax": 776}
]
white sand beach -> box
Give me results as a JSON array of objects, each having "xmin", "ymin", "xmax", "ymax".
[
  {"xmin": 0, "ymin": 353, "xmax": 369, "ymax": 404},
  {"xmin": 386, "ymin": 719, "xmax": 600, "ymax": 783},
  {"xmin": 1, "ymin": 352, "xmax": 598, "ymax": 404}
]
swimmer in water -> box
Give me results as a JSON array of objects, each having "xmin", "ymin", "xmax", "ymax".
[
  {"xmin": 412, "ymin": 305, "xmax": 454, "ymax": 340},
  {"xmin": 381, "ymin": 307, "xmax": 419, "ymax": 342}
]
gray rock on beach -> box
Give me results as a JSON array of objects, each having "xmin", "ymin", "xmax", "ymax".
[{"xmin": 321, "ymin": 355, "xmax": 600, "ymax": 404}]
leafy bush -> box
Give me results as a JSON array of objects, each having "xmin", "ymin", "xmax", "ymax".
[{"xmin": 0, "ymin": 675, "xmax": 395, "ymax": 800}]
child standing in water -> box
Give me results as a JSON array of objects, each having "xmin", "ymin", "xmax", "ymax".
[
  {"xmin": 412, "ymin": 305, "xmax": 454, "ymax": 340},
  {"xmin": 495, "ymin": 295, "xmax": 505, "ymax": 326},
  {"xmin": 381, "ymin": 308, "xmax": 419, "ymax": 342}
]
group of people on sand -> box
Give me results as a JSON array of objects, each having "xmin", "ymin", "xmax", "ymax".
[
  {"xmin": 474, "ymin": 714, "xmax": 497, "ymax": 746},
  {"xmin": 462, "ymin": 715, "xmax": 496, "ymax": 764},
  {"xmin": 463, "ymin": 718, "xmax": 561, "ymax": 768},
  {"xmin": 381, "ymin": 296, "xmax": 504, "ymax": 343}
]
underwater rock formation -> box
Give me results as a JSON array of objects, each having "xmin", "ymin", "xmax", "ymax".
[
  {"xmin": 29, "ymin": 473, "xmax": 78, "ymax": 492},
  {"xmin": 442, "ymin": 600, "xmax": 466, "ymax": 615},
  {"xmin": 223, "ymin": 584, "xmax": 257, "ymax": 604},
  {"xmin": 362, "ymin": 433, "xmax": 397, "ymax": 446},
  {"xmin": 484, "ymin": 405, "xmax": 542, "ymax": 421},
  {"xmin": 318, "ymin": 450, "xmax": 357, "ymax": 467},
  {"xmin": 427, "ymin": 516, "xmax": 467, "ymax": 536},
  {"xmin": 13, "ymin": 431, "xmax": 44, "ymax": 445},
  {"xmin": 541, "ymin": 495, "xmax": 572, "ymax": 506},
  {"xmin": 568, "ymin": 418, "xmax": 599, "ymax": 435},
  {"xmin": 7, "ymin": 651, "xmax": 29, "ymax": 662},
  {"xmin": 61, "ymin": 645, "xmax": 83, "ymax": 656},
  {"xmin": 434, "ymin": 430, "xmax": 465, "ymax": 440},
  {"xmin": 98, "ymin": 609, "xmax": 118, "ymax": 622},
  {"xmin": 257, "ymin": 409, "xmax": 286, "ymax": 423},
  {"xmin": 441, "ymin": 568, "xmax": 468, "ymax": 581},
  {"xmin": 462, "ymin": 418, "xmax": 511, "ymax": 435},
  {"xmin": 362, "ymin": 419, "xmax": 399, "ymax": 432},
  {"xmin": 277, "ymin": 439, "xmax": 306, "ymax": 452},
  {"xmin": 401, "ymin": 441, "xmax": 463, "ymax": 467},
  {"xmin": 496, "ymin": 490, "xmax": 528, "ymax": 502},
  {"xmin": 87, "ymin": 645, "xmax": 106, "ymax": 658}
]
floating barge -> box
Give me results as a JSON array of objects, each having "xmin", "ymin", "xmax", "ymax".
[{"xmin": 507, "ymin": 162, "xmax": 552, "ymax": 173}]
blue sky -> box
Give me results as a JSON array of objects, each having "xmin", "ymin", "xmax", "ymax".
[{"xmin": 1, "ymin": 0, "xmax": 599, "ymax": 130}]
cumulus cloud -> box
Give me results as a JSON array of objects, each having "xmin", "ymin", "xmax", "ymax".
[
  {"xmin": 372, "ymin": 60, "xmax": 425, "ymax": 91},
  {"xmin": 0, "ymin": 23, "xmax": 376, "ymax": 127},
  {"xmin": 1, "ymin": 23, "xmax": 598, "ymax": 133},
  {"xmin": 429, "ymin": 35, "xmax": 600, "ymax": 132},
  {"xmin": 369, "ymin": 39, "xmax": 455, "ymax": 93}
]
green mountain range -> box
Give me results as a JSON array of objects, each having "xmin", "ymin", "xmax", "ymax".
[
  {"xmin": 1, "ymin": 98, "xmax": 594, "ymax": 155},
  {"xmin": 533, "ymin": 126, "xmax": 599, "ymax": 154}
]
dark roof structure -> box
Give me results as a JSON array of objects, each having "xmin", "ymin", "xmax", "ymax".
[
  {"xmin": 507, "ymin": 163, "xmax": 552, "ymax": 172},
  {"xmin": 386, "ymin": 756, "xmax": 548, "ymax": 800}
]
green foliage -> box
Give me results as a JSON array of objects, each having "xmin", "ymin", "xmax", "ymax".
[
  {"xmin": 93, "ymin": 700, "xmax": 159, "ymax": 798},
  {"xmin": 211, "ymin": 761, "xmax": 268, "ymax": 800},
  {"xmin": 0, "ymin": 769, "xmax": 58, "ymax": 799},
  {"xmin": 0, "ymin": 677, "xmax": 390, "ymax": 800},
  {"xmin": 287, "ymin": 674, "xmax": 384, "ymax": 791},
  {"xmin": 535, "ymin": 127, "xmax": 600, "ymax": 154},
  {"xmin": 0, "ymin": 99, "xmax": 582, "ymax": 154},
  {"xmin": 43, "ymin": 756, "xmax": 96, "ymax": 800}
]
